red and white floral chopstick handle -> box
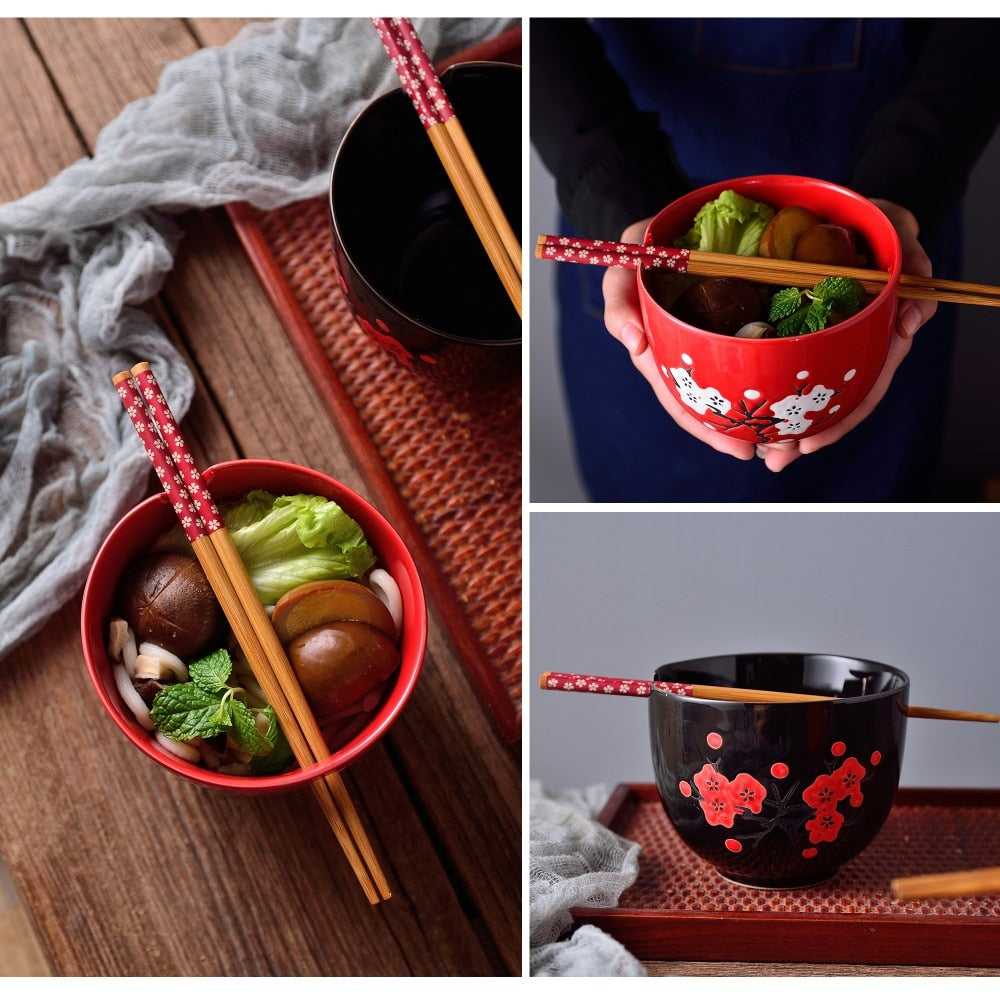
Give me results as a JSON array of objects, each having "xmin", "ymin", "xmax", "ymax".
[
  {"xmin": 539, "ymin": 671, "xmax": 691, "ymax": 697},
  {"xmin": 535, "ymin": 234, "xmax": 692, "ymax": 272},
  {"xmin": 112, "ymin": 370, "xmax": 206, "ymax": 545},
  {"xmin": 371, "ymin": 18, "xmax": 455, "ymax": 128},
  {"xmin": 130, "ymin": 362, "xmax": 222, "ymax": 533}
]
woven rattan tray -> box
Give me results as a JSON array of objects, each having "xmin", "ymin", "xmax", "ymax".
[
  {"xmin": 222, "ymin": 28, "xmax": 523, "ymax": 743},
  {"xmin": 571, "ymin": 784, "xmax": 1000, "ymax": 968}
]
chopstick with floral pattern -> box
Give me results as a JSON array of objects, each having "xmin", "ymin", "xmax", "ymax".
[
  {"xmin": 113, "ymin": 365, "xmax": 391, "ymax": 903},
  {"xmin": 539, "ymin": 671, "xmax": 999, "ymax": 721},
  {"xmin": 373, "ymin": 17, "xmax": 521, "ymax": 315},
  {"xmin": 535, "ymin": 233, "xmax": 1000, "ymax": 307}
]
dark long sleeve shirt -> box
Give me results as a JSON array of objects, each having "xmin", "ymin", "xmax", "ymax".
[{"xmin": 530, "ymin": 18, "xmax": 1000, "ymax": 245}]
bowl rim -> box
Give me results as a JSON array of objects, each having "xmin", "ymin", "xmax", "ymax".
[
  {"xmin": 651, "ymin": 651, "xmax": 910, "ymax": 706},
  {"xmin": 328, "ymin": 60, "xmax": 521, "ymax": 348},
  {"xmin": 80, "ymin": 458, "xmax": 428, "ymax": 793},
  {"xmin": 639, "ymin": 173, "xmax": 903, "ymax": 346}
]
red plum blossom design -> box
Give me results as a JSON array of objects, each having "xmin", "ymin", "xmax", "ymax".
[
  {"xmin": 679, "ymin": 735, "xmax": 879, "ymax": 859},
  {"xmin": 692, "ymin": 763, "xmax": 767, "ymax": 828},
  {"xmin": 801, "ymin": 755, "xmax": 868, "ymax": 847}
]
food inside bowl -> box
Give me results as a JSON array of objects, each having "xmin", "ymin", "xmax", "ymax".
[
  {"xmin": 106, "ymin": 489, "xmax": 403, "ymax": 776},
  {"xmin": 650, "ymin": 189, "xmax": 875, "ymax": 339}
]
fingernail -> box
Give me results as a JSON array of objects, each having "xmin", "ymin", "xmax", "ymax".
[
  {"xmin": 621, "ymin": 322, "xmax": 645, "ymax": 354},
  {"xmin": 898, "ymin": 304, "xmax": 920, "ymax": 339}
]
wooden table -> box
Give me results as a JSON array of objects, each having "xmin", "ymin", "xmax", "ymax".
[{"xmin": 0, "ymin": 19, "xmax": 520, "ymax": 976}]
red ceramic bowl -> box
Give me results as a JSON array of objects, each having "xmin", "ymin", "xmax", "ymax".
[
  {"xmin": 638, "ymin": 175, "xmax": 902, "ymax": 443},
  {"xmin": 80, "ymin": 459, "xmax": 427, "ymax": 795}
]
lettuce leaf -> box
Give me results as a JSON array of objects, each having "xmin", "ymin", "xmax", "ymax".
[
  {"xmin": 223, "ymin": 490, "xmax": 376, "ymax": 605},
  {"xmin": 674, "ymin": 189, "xmax": 775, "ymax": 256}
]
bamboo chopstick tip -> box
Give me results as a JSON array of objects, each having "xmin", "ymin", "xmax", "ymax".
[
  {"xmin": 888, "ymin": 878, "xmax": 909, "ymax": 900},
  {"xmin": 130, "ymin": 361, "xmax": 152, "ymax": 376},
  {"xmin": 889, "ymin": 865, "xmax": 1000, "ymax": 900}
]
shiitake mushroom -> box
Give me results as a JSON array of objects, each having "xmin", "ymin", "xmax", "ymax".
[
  {"xmin": 671, "ymin": 277, "xmax": 768, "ymax": 336},
  {"xmin": 117, "ymin": 552, "xmax": 224, "ymax": 659}
]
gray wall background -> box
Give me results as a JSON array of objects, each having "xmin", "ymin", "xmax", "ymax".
[
  {"xmin": 528, "ymin": 512, "xmax": 1000, "ymax": 791},
  {"xmin": 529, "ymin": 91, "xmax": 1000, "ymax": 502}
]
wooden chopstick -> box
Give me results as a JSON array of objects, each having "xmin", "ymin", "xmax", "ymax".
[
  {"xmin": 539, "ymin": 671, "xmax": 828, "ymax": 704},
  {"xmin": 535, "ymin": 234, "xmax": 1000, "ymax": 308},
  {"xmin": 129, "ymin": 363, "xmax": 392, "ymax": 902},
  {"xmin": 373, "ymin": 18, "xmax": 521, "ymax": 316},
  {"xmin": 206, "ymin": 525, "xmax": 393, "ymax": 902},
  {"xmin": 891, "ymin": 866, "xmax": 1000, "ymax": 900},
  {"xmin": 374, "ymin": 16, "xmax": 521, "ymax": 280},
  {"xmin": 539, "ymin": 671, "xmax": 1000, "ymax": 722},
  {"xmin": 898, "ymin": 704, "xmax": 1000, "ymax": 723},
  {"xmin": 113, "ymin": 365, "xmax": 391, "ymax": 903},
  {"xmin": 175, "ymin": 528, "xmax": 387, "ymax": 905}
]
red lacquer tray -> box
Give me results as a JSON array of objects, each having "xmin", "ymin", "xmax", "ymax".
[
  {"xmin": 571, "ymin": 784, "xmax": 1000, "ymax": 968},
  {"xmin": 224, "ymin": 27, "xmax": 522, "ymax": 742}
]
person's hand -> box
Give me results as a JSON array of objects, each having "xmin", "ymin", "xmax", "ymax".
[
  {"xmin": 601, "ymin": 218, "xmax": 758, "ymax": 462},
  {"xmin": 601, "ymin": 202, "xmax": 937, "ymax": 472},
  {"xmin": 757, "ymin": 199, "xmax": 937, "ymax": 471}
]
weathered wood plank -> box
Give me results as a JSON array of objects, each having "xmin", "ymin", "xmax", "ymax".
[
  {"xmin": 0, "ymin": 602, "xmax": 498, "ymax": 975},
  {"xmin": 0, "ymin": 21, "xmax": 85, "ymax": 200},
  {"xmin": 23, "ymin": 18, "xmax": 200, "ymax": 147}
]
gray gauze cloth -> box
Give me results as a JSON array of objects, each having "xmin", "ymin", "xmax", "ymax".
[
  {"xmin": 530, "ymin": 782, "xmax": 647, "ymax": 977},
  {"xmin": 0, "ymin": 17, "xmax": 517, "ymax": 661}
]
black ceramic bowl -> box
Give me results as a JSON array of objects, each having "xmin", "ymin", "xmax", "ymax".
[
  {"xmin": 329, "ymin": 61, "xmax": 520, "ymax": 387},
  {"xmin": 649, "ymin": 653, "xmax": 909, "ymax": 889}
]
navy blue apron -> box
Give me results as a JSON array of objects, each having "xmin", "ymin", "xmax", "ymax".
[{"xmin": 557, "ymin": 19, "xmax": 960, "ymax": 501}]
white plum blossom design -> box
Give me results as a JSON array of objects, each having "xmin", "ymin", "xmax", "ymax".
[
  {"xmin": 666, "ymin": 366, "xmax": 731, "ymax": 416},
  {"xmin": 663, "ymin": 357, "xmax": 856, "ymax": 441},
  {"xmin": 770, "ymin": 384, "xmax": 837, "ymax": 436}
]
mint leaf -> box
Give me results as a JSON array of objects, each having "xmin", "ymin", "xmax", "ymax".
[
  {"xmin": 768, "ymin": 287, "xmax": 804, "ymax": 322},
  {"xmin": 802, "ymin": 296, "xmax": 833, "ymax": 332},
  {"xmin": 813, "ymin": 276, "xmax": 863, "ymax": 313},
  {"xmin": 151, "ymin": 682, "xmax": 231, "ymax": 741},
  {"xmin": 769, "ymin": 276, "xmax": 865, "ymax": 337},
  {"xmin": 249, "ymin": 707, "xmax": 296, "ymax": 776},
  {"xmin": 229, "ymin": 699, "xmax": 274, "ymax": 756},
  {"xmin": 189, "ymin": 648, "xmax": 234, "ymax": 693},
  {"xmin": 776, "ymin": 305, "xmax": 811, "ymax": 337},
  {"xmin": 208, "ymin": 696, "xmax": 234, "ymax": 730},
  {"xmin": 150, "ymin": 646, "xmax": 293, "ymax": 774}
]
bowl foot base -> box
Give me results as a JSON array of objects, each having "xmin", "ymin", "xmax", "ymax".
[{"xmin": 717, "ymin": 869, "xmax": 838, "ymax": 891}]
